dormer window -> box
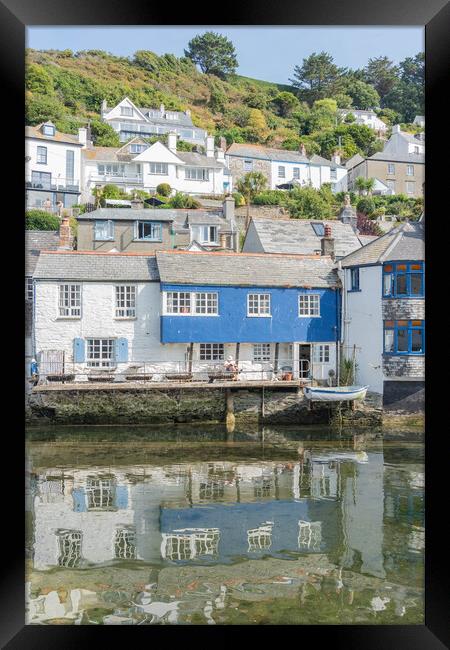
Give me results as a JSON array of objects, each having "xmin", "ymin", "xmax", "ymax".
[
  {"xmin": 130, "ymin": 143, "xmax": 147, "ymax": 154},
  {"xmin": 121, "ymin": 106, "xmax": 133, "ymax": 117},
  {"xmin": 42, "ymin": 124, "xmax": 55, "ymax": 136}
]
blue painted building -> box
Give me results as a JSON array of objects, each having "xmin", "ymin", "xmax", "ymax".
[{"xmin": 156, "ymin": 251, "xmax": 341, "ymax": 381}]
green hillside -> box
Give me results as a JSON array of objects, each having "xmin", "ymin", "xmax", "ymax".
[{"xmin": 25, "ymin": 47, "xmax": 423, "ymax": 160}]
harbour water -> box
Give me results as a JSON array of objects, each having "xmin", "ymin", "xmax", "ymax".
[{"xmin": 25, "ymin": 424, "xmax": 424, "ymax": 625}]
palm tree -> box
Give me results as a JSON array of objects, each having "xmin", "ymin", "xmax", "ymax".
[
  {"xmin": 365, "ymin": 178, "xmax": 376, "ymax": 196},
  {"xmin": 236, "ymin": 172, "xmax": 267, "ymax": 230},
  {"xmin": 354, "ymin": 176, "xmax": 367, "ymax": 196}
]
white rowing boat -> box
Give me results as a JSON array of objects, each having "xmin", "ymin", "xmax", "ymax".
[{"xmin": 304, "ymin": 385, "xmax": 369, "ymax": 402}]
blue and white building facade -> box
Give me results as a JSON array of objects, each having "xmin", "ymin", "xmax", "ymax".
[
  {"xmin": 32, "ymin": 250, "xmax": 341, "ymax": 383},
  {"xmin": 339, "ymin": 220, "xmax": 425, "ymax": 409}
]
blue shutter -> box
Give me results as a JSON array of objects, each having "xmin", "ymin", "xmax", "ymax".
[
  {"xmin": 116, "ymin": 338, "xmax": 128, "ymax": 363},
  {"xmin": 115, "ymin": 486, "xmax": 128, "ymax": 510},
  {"xmin": 72, "ymin": 488, "xmax": 87, "ymax": 512},
  {"xmin": 73, "ymin": 338, "xmax": 85, "ymax": 362}
]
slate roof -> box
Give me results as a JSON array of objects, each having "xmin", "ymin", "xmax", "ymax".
[
  {"xmin": 34, "ymin": 251, "xmax": 160, "ymax": 282},
  {"xmin": 340, "ymin": 221, "xmax": 424, "ymax": 268},
  {"xmin": 137, "ymin": 108, "xmax": 194, "ymax": 127},
  {"xmin": 369, "ymin": 151, "xmax": 425, "ymax": 164},
  {"xmin": 25, "ymin": 125, "xmax": 83, "ymax": 146},
  {"xmin": 309, "ymin": 154, "xmax": 345, "ymax": 169},
  {"xmin": 244, "ymin": 218, "xmax": 362, "ymax": 259},
  {"xmin": 227, "ymin": 143, "xmax": 310, "ymax": 164},
  {"xmin": 176, "ymin": 151, "xmax": 226, "ymax": 169},
  {"xmin": 76, "ymin": 208, "xmax": 198, "ymax": 222},
  {"xmin": 82, "ymin": 145, "xmax": 225, "ymax": 168},
  {"xmin": 26, "ymin": 230, "xmax": 60, "ymax": 276},
  {"xmin": 156, "ymin": 251, "xmax": 340, "ymax": 288}
]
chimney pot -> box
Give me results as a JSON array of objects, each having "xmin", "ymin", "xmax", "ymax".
[
  {"xmin": 321, "ymin": 225, "xmax": 335, "ymax": 259},
  {"xmin": 58, "ymin": 216, "xmax": 73, "ymax": 250},
  {"xmin": 324, "ymin": 224, "xmax": 332, "ymax": 238}
]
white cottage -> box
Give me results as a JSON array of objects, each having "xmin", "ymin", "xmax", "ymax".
[{"xmin": 338, "ymin": 220, "xmax": 425, "ymax": 411}]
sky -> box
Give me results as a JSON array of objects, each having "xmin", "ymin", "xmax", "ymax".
[{"xmin": 26, "ymin": 26, "xmax": 424, "ymax": 85}]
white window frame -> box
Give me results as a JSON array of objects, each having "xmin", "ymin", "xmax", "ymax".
[
  {"xmin": 130, "ymin": 143, "xmax": 146, "ymax": 154},
  {"xmin": 86, "ymin": 338, "xmax": 116, "ymax": 368},
  {"xmin": 200, "ymin": 225, "xmax": 218, "ymax": 244},
  {"xmin": 42, "ymin": 124, "xmax": 55, "ymax": 136},
  {"xmin": 199, "ymin": 343, "xmax": 224, "ymax": 361},
  {"xmin": 253, "ymin": 343, "xmax": 271, "ymax": 362},
  {"xmin": 94, "ymin": 220, "xmax": 114, "ymax": 241},
  {"xmin": 115, "ymin": 285, "xmax": 137, "ymax": 319},
  {"xmin": 387, "ymin": 163, "xmax": 395, "ymax": 174},
  {"xmin": 313, "ymin": 344, "xmax": 330, "ymax": 363},
  {"xmin": 163, "ymin": 291, "xmax": 218, "ymax": 316},
  {"xmin": 278, "ymin": 166, "xmax": 285, "ymax": 178},
  {"xmin": 120, "ymin": 106, "xmax": 133, "ymax": 116},
  {"xmin": 406, "ymin": 164, "xmax": 414, "ymax": 176},
  {"xmin": 243, "ymin": 160, "xmax": 253, "ymax": 172},
  {"xmin": 58, "ymin": 284, "xmax": 81, "ymax": 318},
  {"xmin": 405, "ymin": 181, "xmax": 416, "ymax": 195},
  {"xmin": 134, "ymin": 221, "xmax": 162, "ymax": 241},
  {"xmin": 36, "ymin": 146, "xmax": 47, "ymax": 164},
  {"xmin": 185, "ymin": 167, "xmax": 210, "ymax": 181},
  {"xmin": 330, "ymin": 167, "xmax": 337, "ymax": 180},
  {"xmin": 149, "ymin": 162, "xmax": 168, "ymax": 175},
  {"xmin": 298, "ymin": 294, "xmax": 320, "ymax": 317},
  {"xmin": 293, "ymin": 167, "xmax": 300, "ymax": 179},
  {"xmin": 247, "ymin": 293, "xmax": 271, "ymax": 317}
]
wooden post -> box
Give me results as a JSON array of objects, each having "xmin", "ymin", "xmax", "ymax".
[{"xmin": 225, "ymin": 389, "xmax": 235, "ymax": 433}]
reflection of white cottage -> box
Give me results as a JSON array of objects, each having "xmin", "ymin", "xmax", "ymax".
[
  {"xmin": 247, "ymin": 522, "xmax": 273, "ymax": 551},
  {"xmin": 161, "ymin": 528, "xmax": 220, "ymax": 561}
]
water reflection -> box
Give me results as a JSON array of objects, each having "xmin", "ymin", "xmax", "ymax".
[{"xmin": 26, "ymin": 428, "xmax": 424, "ymax": 625}]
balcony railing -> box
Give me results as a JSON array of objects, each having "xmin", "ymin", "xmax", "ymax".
[
  {"xmin": 89, "ymin": 174, "xmax": 144, "ymax": 184},
  {"xmin": 25, "ymin": 176, "xmax": 80, "ymax": 192}
]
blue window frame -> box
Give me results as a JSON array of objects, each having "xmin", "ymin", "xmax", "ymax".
[
  {"xmin": 134, "ymin": 221, "xmax": 162, "ymax": 241},
  {"xmin": 350, "ymin": 268, "xmax": 360, "ymax": 291},
  {"xmin": 384, "ymin": 319, "xmax": 425, "ymax": 355},
  {"xmin": 383, "ymin": 261, "xmax": 424, "ymax": 298}
]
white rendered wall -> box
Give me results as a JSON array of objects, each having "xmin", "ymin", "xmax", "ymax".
[
  {"xmin": 26, "ymin": 138, "xmax": 82, "ymax": 184},
  {"xmin": 343, "ymin": 266, "xmax": 384, "ymax": 394}
]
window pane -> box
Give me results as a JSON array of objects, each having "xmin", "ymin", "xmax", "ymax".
[
  {"xmin": 410, "ymin": 273, "xmax": 423, "ymax": 295},
  {"xmin": 384, "ymin": 329, "xmax": 395, "ymax": 352},
  {"xmin": 396, "ymin": 274, "xmax": 407, "ymax": 295},
  {"xmin": 397, "ymin": 329, "xmax": 408, "ymax": 352},
  {"xmin": 411, "ymin": 329, "xmax": 423, "ymax": 352}
]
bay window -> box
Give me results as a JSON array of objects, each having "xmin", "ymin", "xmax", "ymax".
[
  {"xmin": 384, "ymin": 320, "xmax": 424, "ymax": 355},
  {"xmin": 383, "ymin": 262, "xmax": 424, "ymax": 298}
]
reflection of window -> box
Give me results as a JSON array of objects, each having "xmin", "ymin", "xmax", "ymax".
[
  {"xmin": 199, "ymin": 343, "xmax": 224, "ymax": 361},
  {"xmin": 253, "ymin": 476, "xmax": 273, "ymax": 498},
  {"xmin": 298, "ymin": 520, "xmax": 322, "ymax": 550},
  {"xmin": 199, "ymin": 480, "xmax": 224, "ymax": 501},
  {"xmin": 253, "ymin": 343, "xmax": 271, "ymax": 362},
  {"xmin": 85, "ymin": 476, "xmax": 116, "ymax": 509},
  {"xmin": 58, "ymin": 530, "xmax": 82, "ymax": 568},
  {"xmin": 247, "ymin": 522, "xmax": 273, "ymax": 552},
  {"xmin": 298, "ymin": 294, "xmax": 320, "ymax": 317},
  {"xmin": 162, "ymin": 528, "xmax": 220, "ymax": 561},
  {"xmin": 384, "ymin": 320, "xmax": 424, "ymax": 355},
  {"xmin": 114, "ymin": 527, "xmax": 136, "ymax": 559}
]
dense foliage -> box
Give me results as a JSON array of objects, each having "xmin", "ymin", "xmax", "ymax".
[
  {"xmin": 25, "ymin": 44, "xmax": 423, "ymax": 157},
  {"xmin": 25, "ymin": 209, "xmax": 60, "ymax": 230}
]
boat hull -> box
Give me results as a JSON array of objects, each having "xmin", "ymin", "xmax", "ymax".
[{"xmin": 304, "ymin": 385, "xmax": 369, "ymax": 402}]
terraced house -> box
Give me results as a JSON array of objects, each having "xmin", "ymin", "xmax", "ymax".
[
  {"xmin": 32, "ymin": 249, "xmax": 341, "ymax": 384},
  {"xmin": 338, "ymin": 218, "xmax": 425, "ymax": 411}
]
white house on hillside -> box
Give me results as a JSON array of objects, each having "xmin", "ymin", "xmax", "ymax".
[
  {"xmin": 101, "ymin": 97, "xmax": 207, "ymax": 145},
  {"xmin": 226, "ymin": 143, "xmax": 347, "ymax": 193},
  {"xmin": 337, "ymin": 109, "xmax": 387, "ymax": 134},
  {"xmin": 81, "ymin": 133, "xmax": 231, "ymax": 200},
  {"xmin": 382, "ymin": 125, "xmax": 425, "ymax": 157},
  {"xmin": 25, "ymin": 122, "xmax": 85, "ymax": 209}
]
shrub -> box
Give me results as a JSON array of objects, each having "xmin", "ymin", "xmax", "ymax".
[
  {"xmin": 356, "ymin": 197, "xmax": 376, "ymax": 216},
  {"xmin": 233, "ymin": 192, "xmax": 245, "ymax": 207},
  {"xmin": 285, "ymin": 187, "xmax": 332, "ymax": 220},
  {"xmin": 252, "ymin": 190, "xmax": 287, "ymax": 206},
  {"xmin": 25, "ymin": 210, "xmax": 60, "ymax": 230},
  {"xmin": 168, "ymin": 192, "xmax": 200, "ymax": 209},
  {"xmin": 156, "ymin": 183, "xmax": 172, "ymax": 197}
]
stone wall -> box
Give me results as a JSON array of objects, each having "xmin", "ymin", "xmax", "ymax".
[
  {"xmin": 382, "ymin": 299, "xmax": 425, "ymax": 320},
  {"xmin": 235, "ymin": 205, "xmax": 290, "ymax": 221},
  {"xmin": 229, "ymin": 157, "xmax": 272, "ymax": 188},
  {"xmin": 382, "ymin": 355, "xmax": 424, "ymax": 378}
]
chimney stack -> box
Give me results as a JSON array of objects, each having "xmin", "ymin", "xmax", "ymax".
[
  {"xmin": 300, "ymin": 143, "xmax": 307, "ymax": 156},
  {"xmin": 167, "ymin": 131, "xmax": 177, "ymax": 152},
  {"xmin": 223, "ymin": 195, "xmax": 235, "ymax": 222},
  {"xmin": 58, "ymin": 216, "xmax": 73, "ymax": 250},
  {"xmin": 185, "ymin": 109, "xmax": 191, "ymax": 118},
  {"xmin": 160, "ymin": 103, "xmax": 165, "ymax": 115},
  {"xmin": 78, "ymin": 127, "xmax": 87, "ymax": 147},
  {"xmin": 321, "ymin": 224, "xmax": 335, "ymax": 259},
  {"xmin": 332, "ymin": 150, "xmax": 341, "ymax": 165},
  {"xmin": 219, "ymin": 136, "xmax": 227, "ymax": 151},
  {"xmin": 392, "ymin": 124, "xmax": 401, "ymax": 134},
  {"xmin": 130, "ymin": 197, "xmax": 144, "ymax": 210},
  {"xmin": 206, "ymin": 134, "xmax": 215, "ymax": 158}
]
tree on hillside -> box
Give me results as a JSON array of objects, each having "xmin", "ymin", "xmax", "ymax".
[
  {"xmin": 289, "ymin": 52, "xmax": 345, "ymax": 103},
  {"xmin": 237, "ymin": 172, "xmax": 267, "ymax": 229},
  {"xmin": 26, "ymin": 94, "xmax": 64, "ymax": 125},
  {"xmin": 364, "ymin": 56, "xmax": 399, "ymax": 101},
  {"xmin": 271, "ymin": 91, "xmax": 300, "ymax": 117},
  {"xmin": 342, "ymin": 79, "xmax": 380, "ymax": 110},
  {"xmin": 184, "ymin": 32, "xmax": 238, "ymax": 78},
  {"xmin": 382, "ymin": 53, "xmax": 424, "ymax": 122}
]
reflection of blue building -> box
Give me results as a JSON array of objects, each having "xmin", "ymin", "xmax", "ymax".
[{"xmin": 160, "ymin": 499, "xmax": 340, "ymax": 563}]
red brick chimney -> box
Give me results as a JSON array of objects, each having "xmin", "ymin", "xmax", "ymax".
[
  {"xmin": 321, "ymin": 224, "xmax": 335, "ymax": 258},
  {"xmin": 58, "ymin": 216, "xmax": 73, "ymax": 250}
]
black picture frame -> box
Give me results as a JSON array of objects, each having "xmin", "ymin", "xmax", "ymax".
[{"xmin": 2, "ymin": 0, "xmax": 449, "ymax": 645}]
